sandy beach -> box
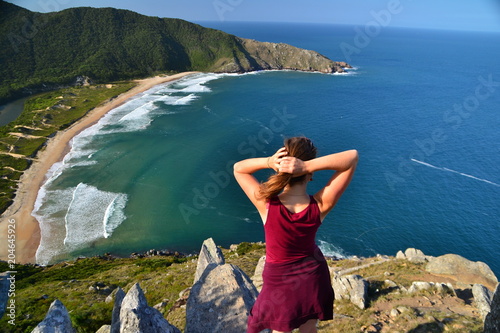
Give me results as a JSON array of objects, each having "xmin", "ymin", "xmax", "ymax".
[{"xmin": 0, "ymin": 72, "xmax": 199, "ymax": 264}]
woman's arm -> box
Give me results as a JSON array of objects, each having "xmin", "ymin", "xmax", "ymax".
[
  {"xmin": 233, "ymin": 148, "xmax": 287, "ymax": 214},
  {"xmin": 279, "ymin": 149, "xmax": 359, "ymax": 219}
]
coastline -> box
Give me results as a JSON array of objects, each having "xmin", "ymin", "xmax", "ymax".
[{"xmin": 0, "ymin": 72, "xmax": 200, "ymax": 265}]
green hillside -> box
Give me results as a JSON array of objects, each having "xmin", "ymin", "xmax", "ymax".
[{"xmin": 0, "ymin": 2, "xmax": 252, "ymax": 103}]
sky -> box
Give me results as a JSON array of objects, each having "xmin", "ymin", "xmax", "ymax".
[{"xmin": 6, "ymin": 0, "xmax": 500, "ymax": 33}]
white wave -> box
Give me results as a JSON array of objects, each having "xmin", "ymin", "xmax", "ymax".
[
  {"xmin": 64, "ymin": 183, "xmax": 128, "ymax": 248},
  {"xmin": 411, "ymin": 159, "xmax": 500, "ymax": 187},
  {"xmin": 317, "ymin": 240, "xmax": 348, "ymax": 259},
  {"xmin": 33, "ymin": 183, "xmax": 127, "ymax": 265}
]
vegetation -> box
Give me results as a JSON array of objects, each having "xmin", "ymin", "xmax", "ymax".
[
  {"xmin": 0, "ymin": 244, "xmax": 485, "ymax": 333},
  {"xmin": 0, "ymin": 82, "xmax": 136, "ymax": 214},
  {"xmin": 0, "ymin": 1, "xmax": 255, "ymax": 104}
]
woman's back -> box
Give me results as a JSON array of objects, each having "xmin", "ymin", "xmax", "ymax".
[{"xmin": 264, "ymin": 196, "xmax": 322, "ymax": 264}]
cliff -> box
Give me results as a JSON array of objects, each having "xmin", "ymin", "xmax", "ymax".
[
  {"xmin": 0, "ymin": 1, "xmax": 349, "ymax": 104},
  {"xmin": 0, "ymin": 240, "xmax": 498, "ymax": 332}
]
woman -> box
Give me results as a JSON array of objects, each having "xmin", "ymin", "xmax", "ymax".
[{"xmin": 233, "ymin": 137, "xmax": 358, "ymax": 333}]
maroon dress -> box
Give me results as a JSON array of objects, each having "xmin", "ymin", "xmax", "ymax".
[{"xmin": 247, "ymin": 196, "xmax": 334, "ymax": 333}]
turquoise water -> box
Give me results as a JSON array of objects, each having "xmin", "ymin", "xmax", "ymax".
[{"xmin": 33, "ymin": 23, "xmax": 500, "ymax": 276}]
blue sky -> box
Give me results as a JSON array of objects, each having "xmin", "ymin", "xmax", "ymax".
[{"xmin": 7, "ymin": 0, "xmax": 500, "ymax": 32}]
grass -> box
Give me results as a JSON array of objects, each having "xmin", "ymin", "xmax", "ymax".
[
  {"xmin": 0, "ymin": 82, "xmax": 137, "ymax": 215},
  {"xmin": 0, "ymin": 247, "xmax": 486, "ymax": 333}
]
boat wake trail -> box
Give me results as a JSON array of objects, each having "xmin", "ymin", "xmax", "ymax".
[{"xmin": 411, "ymin": 159, "xmax": 500, "ymax": 187}]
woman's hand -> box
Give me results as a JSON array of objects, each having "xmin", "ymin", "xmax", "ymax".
[
  {"xmin": 267, "ymin": 147, "xmax": 288, "ymax": 171},
  {"xmin": 278, "ymin": 156, "xmax": 307, "ymax": 176}
]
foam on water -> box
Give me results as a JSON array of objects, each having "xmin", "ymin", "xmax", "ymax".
[
  {"xmin": 34, "ymin": 183, "xmax": 127, "ymax": 265},
  {"xmin": 32, "ymin": 72, "xmax": 222, "ymax": 265},
  {"xmin": 64, "ymin": 183, "xmax": 127, "ymax": 247},
  {"xmin": 317, "ymin": 239, "xmax": 349, "ymax": 259}
]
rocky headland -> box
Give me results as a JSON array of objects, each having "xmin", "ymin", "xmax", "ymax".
[{"xmin": 1, "ymin": 239, "xmax": 498, "ymax": 332}]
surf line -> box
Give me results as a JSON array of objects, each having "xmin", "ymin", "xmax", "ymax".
[{"xmin": 410, "ymin": 159, "xmax": 500, "ymax": 187}]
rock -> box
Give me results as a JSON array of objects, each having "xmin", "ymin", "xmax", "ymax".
[
  {"xmin": 119, "ymin": 283, "xmax": 180, "ymax": 333},
  {"xmin": 407, "ymin": 281, "xmax": 433, "ymax": 293},
  {"xmin": 193, "ymin": 237, "xmax": 225, "ymax": 284},
  {"xmin": 484, "ymin": 283, "xmax": 500, "ymax": 332},
  {"xmin": 473, "ymin": 284, "xmax": 493, "ymax": 320},
  {"xmin": 390, "ymin": 308, "xmax": 400, "ymax": 318},
  {"xmin": 186, "ymin": 263, "xmax": 258, "ymax": 333},
  {"xmin": 251, "ymin": 255, "xmax": 266, "ymax": 292},
  {"xmin": 396, "ymin": 250, "xmax": 405, "ymax": 259},
  {"xmin": 331, "ymin": 274, "xmax": 369, "ymax": 309},
  {"xmin": 426, "ymin": 254, "xmax": 498, "ymax": 290},
  {"xmin": 96, "ymin": 325, "xmax": 111, "ymax": 333},
  {"xmin": 110, "ymin": 287, "xmax": 125, "ymax": 333},
  {"xmin": 396, "ymin": 248, "xmax": 430, "ymax": 263},
  {"xmin": 31, "ymin": 299, "xmax": 76, "ymax": 333}
]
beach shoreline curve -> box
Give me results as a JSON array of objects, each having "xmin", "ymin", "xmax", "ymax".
[{"xmin": 0, "ymin": 72, "xmax": 200, "ymax": 264}]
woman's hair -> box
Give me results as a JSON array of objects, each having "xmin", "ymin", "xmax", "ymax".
[{"xmin": 258, "ymin": 137, "xmax": 317, "ymax": 200}]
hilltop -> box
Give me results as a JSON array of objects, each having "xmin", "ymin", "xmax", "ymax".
[
  {"xmin": 0, "ymin": 1, "xmax": 349, "ymax": 104},
  {"xmin": 0, "ymin": 241, "xmax": 498, "ymax": 332}
]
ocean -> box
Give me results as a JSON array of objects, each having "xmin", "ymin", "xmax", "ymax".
[{"xmin": 32, "ymin": 23, "xmax": 500, "ymax": 276}]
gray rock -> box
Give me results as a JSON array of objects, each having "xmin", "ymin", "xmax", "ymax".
[
  {"xmin": 31, "ymin": 299, "xmax": 76, "ymax": 333},
  {"xmin": 96, "ymin": 325, "xmax": 111, "ymax": 333},
  {"xmin": 331, "ymin": 274, "xmax": 369, "ymax": 309},
  {"xmin": 193, "ymin": 237, "xmax": 225, "ymax": 284},
  {"xmin": 186, "ymin": 263, "xmax": 258, "ymax": 333},
  {"xmin": 110, "ymin": 287, "xmax": 125, "ymax": 333},
  {"xmin": 251, "ymin": 255, "xmax": 266, "ymax": 292},
  {"xmin": 484, "ymin": 283, "xmax": 500, "ymax": 332},
  {"xmin": 407, "ymin": 281, "xmax": 433, "ymax": 293},
  {"xmin": 426, "ymin": 254, "xmax": 498, "ymax": 289},
  {"xmin": 396, "ymin": 250, "xmax": 405, "ymax": 259},
  {"xmin": 473, "ymin": 284, "xmax": 493, "ymax": 320},
  {"xmin": 119, "ymin": 283, "xmax": 180, "ymax": 333},
  {"xmin": 405, "ymin": 248, "xmax": 429, "ymax": 263}
]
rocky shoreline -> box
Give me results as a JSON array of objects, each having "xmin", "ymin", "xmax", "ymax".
[{"xmin": 2, "ymin": 239, "xmax": 498, "ymax": 332}]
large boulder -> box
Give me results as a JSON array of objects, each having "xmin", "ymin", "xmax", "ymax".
[
  {"xmin": 31, "ymin": 299, "xmax": 76, "ymax": 333},
  {"xmin": 110, "ymin": 287, "xmax": 125, "ymax": 333},
  {"xmin": 484, "ymin": 284, "xmax": 500, "ymax": 332},
  {"xmin": 425, "ymin": 254, "xmax": 498, "ymax": 290},
  {"xmin": 251, "ymin": 255, "xmax": 266, "ymax": 292},
  {"xmin": 193, "ymin": 237, "xmax": 225, "ymax": 284},
  {"xmin": 331, "ymin": 274, "xmax": 369, "ymax": 309},
  {"xmin": 472, "ymin": 284, "xmax": 493, "ymax": 320},
  {"xmin": 186, "ymin": 263, "xmax": 258, "ymax": 333},
  {"xmin": 396, "ymin": 248, "xmax": 430, "ymax": 263},
  {"xmin": 119, "ymin": 283, "xmax": 180, "ymax": 333}
]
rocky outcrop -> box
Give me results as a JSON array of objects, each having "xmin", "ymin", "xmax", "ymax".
[
  {"xmin": 331, "ymin": 274, "xmax": 369, "ymax": 309},
  {"xmin": 186, "ymin": 263, "xmax": 258, "ymax": 333},
  {"xmin": 472, "ymin": 284, "xmax": 493, "ymax": 320},
  {"xmin": 116, "ymin": 283, "xmax": 180, "ymax": 333},
  {"xmin": 484, "ymin": 283, "xmax": 500, "ymax": 332},
  {"xmin": 251, "ymin": 255, "xmax": 266, "ymax": 292},
  {"xmin": 396, "ymin": 248, "xmax": 431, "ymax": 263},
  {"xmin": 110, "ymin": 287, "xmax": 125, "ymax": 333},
  {"xmin": 425, "ymin": 254, "xmax": 498, "ymax": 290},
  {"xmin": 213, "ymin": 37, "xmax": 351, "ymax": 74},
  {"xmin": 193, "ymin": 237, "xmax": 225, "ymax": 284},
  {"xmin": 31, "ymin": 299, "xmax": 76, "ymax": 333}
]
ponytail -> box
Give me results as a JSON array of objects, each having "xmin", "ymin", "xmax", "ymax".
[{"xmin": 258, "ymin": 136, "xmax": 317, "ymax": 200}]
